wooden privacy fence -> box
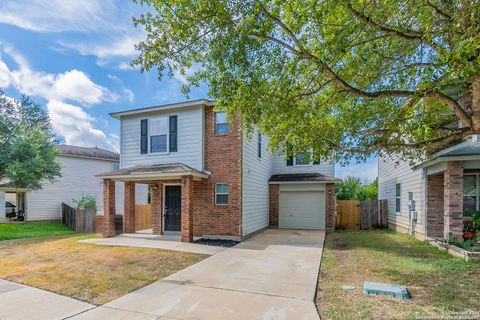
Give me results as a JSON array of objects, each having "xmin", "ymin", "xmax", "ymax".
[
  {"xmin": 95, "ymin": 204, "xmax": 152, "ymax": 234},
  {"xmin": 61, "ymin": 203, "xmax": 96, "ymax": 233},
  {"xmin": 336, "ymin": 199, "xmax": 388, "ymax": 230}
]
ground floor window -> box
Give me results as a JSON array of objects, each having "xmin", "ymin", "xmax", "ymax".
[
  {"xmin": 395, "ymin": 183, "xmax": 401, "ymax": 213},
  {"xmin": 464, "ymin": 174, "xmax": 479, "ymax": 215},
  {"xmin": 215, "ymin": 183, "xmax": 228, "ymax": 205}
]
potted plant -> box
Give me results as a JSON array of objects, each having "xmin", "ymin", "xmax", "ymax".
[{"xmin": 463, "ymin": 221, "xmax": 476, "ymax": 240}]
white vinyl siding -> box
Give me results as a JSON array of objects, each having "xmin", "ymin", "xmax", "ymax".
[
  {"xmin": 378, "ymin": 155, "xmax": 426, "ymax": 236},
  {"xmin": 272, "ymin": 154, "xmax": 334, "ymax": 175},
  {"xmin": 120, "ymin": 106, "xmax": 204, "ymax": 171},
  {"xmin": 242, "ymin": 131, "xmax": 273, "ymax": 237}
]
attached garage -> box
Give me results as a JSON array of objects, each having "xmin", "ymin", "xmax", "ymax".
[{"xmin": 269, "ymin": 173, "xmax": 340, "ymax": 232}]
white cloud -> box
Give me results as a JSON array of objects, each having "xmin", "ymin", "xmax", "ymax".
[
  {"xmin": 336, "ymin": 158, "xmax": 378, "ymax": 183},
  {"xmin": 123, "ymin": 89, "xmax": 135, "ymax": 103},
  {"xmin": 0, "ymin": 0, "xmax": 119, "ymax": 33},
  {"xmin": 47, "ymin": 100, "xmax": 118, "ymax": 152},
  {"xmin": 1, "ymin": 46, "xmax": 116, "ymax": 105}
]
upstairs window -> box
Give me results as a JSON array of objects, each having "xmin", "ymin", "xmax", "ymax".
[
  {"xmin": 395, "ymin": 183, "xmax": 401, "ymax": 213},
  {"xmin": 215, "ymin": 183, "xmax": 229, "ymax": 205},
  {"xmin": 215, "ymin": 112, "xmax": 229, "ymax": 134},
  {"xmin": 257, "ymin": 132, "xmax": 262, "ymax": 158},
  {"xmin": 294, "ymin": 152, "xmax": 311, "ymax": 166},
  {"xmin": 150, "ymin": 116, "xmax": 168, "ymax": 153}
]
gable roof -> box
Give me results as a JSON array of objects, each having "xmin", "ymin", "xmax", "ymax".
[
  {"xmin": 109, "ymin": 99, "xmax": 216, "ymax": 119},
  {"xmin": 58, "ymin": 145, "xmax": 119, "ymax": 161}
]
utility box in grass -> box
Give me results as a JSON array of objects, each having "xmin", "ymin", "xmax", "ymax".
[{"xmin": 363, "ymin": 282, "xmax": 410, "ymax": 300}]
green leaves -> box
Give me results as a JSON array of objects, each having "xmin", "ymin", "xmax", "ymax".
[
  {"xmin": 132, "ymin": 0, "xmax": 480, "ymax": 163},
  {"xmin": 0, "ymin": 91, "xmax": 61, "ymax": 190}
]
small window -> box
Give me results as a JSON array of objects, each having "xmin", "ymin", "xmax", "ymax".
[
  {"xmin": 257, "ymin": 132, "xmax": 262, "ymax": 158},
  {"xmin": 395, "ymin": 183, "xmax": 401, "ymax": 213},
  {"xmin": 294, "ymin": 152, "xmax": 311, "ymax": 166},
  {"xmin": 215, "ymin": 112, "xmax": 229, "ymax": 134},
  {"xmin": 112, "ymin": 163, "xmax": 119, "ymax": 171},
  {"xmin": 215, "ymin": 183, "xmax": 229, "ymax": 205}
]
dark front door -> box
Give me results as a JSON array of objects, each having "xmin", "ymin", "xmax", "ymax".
[{"xmin": 165, "ymin": 186, "xmax": 181, "ymax": 231}]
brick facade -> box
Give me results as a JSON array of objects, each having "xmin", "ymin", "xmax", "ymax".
[
  {"xmin": 103, "ymin": 179, "xmax": 116, "ymax": 237},
  {"xmin": 190, "ymin": 106, "xmax": 243, "ymax": 238},
  {"xmin": 269, "ymin": 184, "xmax": 279, "ymax": 227},
  {"xmin": 123, "ymin": 182, "xmax": 136, "ymax": 233},
  {"xmin": 444, "ymin": 161, "xmax": 464, "ymax": 241},
  {"xmin": 426, "ymin": 173, "xmax": 445, "ymax": 238},
  {"xmin": 151, "ymin": 182, "xmax": 163, "ymax": 235},
  {"xmin": 181, "ymin": 176, "xmax": 194, "ymax": 242},
  {"xmin": 325, "ymin": 183, "xmax": 336, "ymax": 231}
]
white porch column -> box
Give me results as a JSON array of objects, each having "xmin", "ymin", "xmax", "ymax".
[{"xmin": 0, "ymin": 192, "xmax": 5, "ymax": 219}]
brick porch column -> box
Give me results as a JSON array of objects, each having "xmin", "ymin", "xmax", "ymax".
[
  {"xmin": 325, "ymin": 183, "xmax": 336, "ymax": 233},
  {"xmin": 123, "ymin": 182, "xmax": 136, "ymax": 233},
  {"xmin": 103, "ymin": 179, "xmax": 116, "ymax": 237},
  {"xmin": 269, "ymin": 184, "xmax": 279, "ymax": 227},
  {"xmin": 181, "ymin": 176, "xmax": 193, "ymax": 242},
  {"xmin": 151, "ymin": 182, "xmax": 163, "ymax": 235},
  {"xmin": 444, "ymin": 161, "xmax": 464, "ymax": 241}
]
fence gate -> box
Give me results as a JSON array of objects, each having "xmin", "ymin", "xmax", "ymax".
[{"xmin": 336, "ymin": 200, "xmax": 361, "ymax": 230}]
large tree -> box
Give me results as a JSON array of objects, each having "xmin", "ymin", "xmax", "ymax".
[
  {"xmin": 0, "ymin": 91, "xmax": 61, "ymax": 189},
  {"xmin": 132, "ymin": 0, "xmax": 479, "ymax": 162}
]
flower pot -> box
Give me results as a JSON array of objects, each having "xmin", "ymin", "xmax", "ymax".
[{"xmin": 464, "ymin": 231, "xmax": 476, "ymax": 240}]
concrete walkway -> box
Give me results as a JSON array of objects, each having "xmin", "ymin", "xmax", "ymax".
[
  {"xmin": 0, "ymin": 279, "xmax": 94, "ymax": 320},
  {"xmin": 78, "ymin": 231, "xmax": 225, "ymax": 255},
  {"xmin": 72, "ymin": 229, "xmax": 325, "ymax": 320}
]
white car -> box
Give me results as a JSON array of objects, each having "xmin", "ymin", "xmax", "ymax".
[{"xmin": 5, "ymin": 201, "xmax": 16, "ymax": 216}]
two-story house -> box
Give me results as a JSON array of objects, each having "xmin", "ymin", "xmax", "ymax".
[{"xmin": 98, "ymin": 99, "xmax": 339, "ymax": 242}]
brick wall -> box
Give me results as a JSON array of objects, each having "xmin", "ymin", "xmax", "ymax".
[
  {"xmin": 444, "ymin": 161, "xmax": 464, "ymax": 241},
  {"xmin": 151, "ymin": 181, "xmax": 162, "ymax": 235},
  {"xmin": 325, "ymin": 183, "xmax": 336, "ymax": 231},
  {"xmin": 103, "ymin": 179, "xmax": 116, "ymax": 237},
  {"xmin": 191, "ymin": 106, "xmax": 243, "ymax": 238},
  {"xmin": 426, "ymin": 173, "xmax": 444, "ymax": 238},
  {"xmin": 269, "ymin": 184, "xmax": 279, "ymax": 227}
]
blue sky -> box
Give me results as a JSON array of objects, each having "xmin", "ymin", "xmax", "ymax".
[{"xmin": 0, "ymin": 0, "xmax": 377, "ymax": 182}]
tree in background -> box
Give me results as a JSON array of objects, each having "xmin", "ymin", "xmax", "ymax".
[
  {"xmin": 133, "ymin": 1, "xmax": 479, "ymax": 163},
  {"xmin": 0, "ymin": 91, "xmax": 61, "ymax": 190},
  {"xmin": 336, "ymin": 177, "xmax": 378, "ymax": 200}
]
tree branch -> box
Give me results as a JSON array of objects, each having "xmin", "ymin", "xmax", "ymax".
[{"xmin": 425, "ymin": 0, "xmax": 452, "ymax": 20}]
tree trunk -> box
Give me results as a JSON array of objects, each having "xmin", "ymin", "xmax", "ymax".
[{"xmin": 470, "ymin": 75, "xmax": 480, "ymax": 131}]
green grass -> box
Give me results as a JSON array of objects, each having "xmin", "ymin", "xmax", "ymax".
[
  {"xmin": 0, "ymin": 222, "xmax": 74, "ymax": 240},
  {"xmin": 317, "ymin": 229, "xmax": 480, "ymax": 320}
]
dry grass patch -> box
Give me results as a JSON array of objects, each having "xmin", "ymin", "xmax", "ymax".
[
  {"xmin": 0, "ymin": 235, "xmax": 205, "ymax": 305},
  {"xmin": 317, "ymin": 230, "xmax": 480, "ymax": 320}
]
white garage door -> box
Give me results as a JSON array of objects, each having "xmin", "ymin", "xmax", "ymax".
[{"xmin": 279, "ymin": 190, "xmax": 325, "ymax": 229}]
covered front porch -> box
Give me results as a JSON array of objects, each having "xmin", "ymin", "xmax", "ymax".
[
  {"xmin": 422, "ymin": 138, "xmax": 480, "ymax": 241},
  {"xmin": 97, "ymin": 163, "xmax": 209, "ymax": 242}
]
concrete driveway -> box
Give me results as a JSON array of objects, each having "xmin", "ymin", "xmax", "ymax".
[{"xmin": 72, "ymin": 229, "xmax": 325, "ymax": 320}]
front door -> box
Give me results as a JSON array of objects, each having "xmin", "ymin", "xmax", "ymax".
[{"xmin": 165, "ymin": 186, "xmax": 181, "ymax": 231}]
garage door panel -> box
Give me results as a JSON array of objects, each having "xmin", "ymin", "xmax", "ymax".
[{"xmin": 279, "ymin": 190, "xmax": 325, "ymax": 230}]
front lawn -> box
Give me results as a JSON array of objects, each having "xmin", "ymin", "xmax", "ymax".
[
  {"xmin": 317, "ymin": 230, "xmax": 480, "ymax": 319},
  {"xmin": 0, "ymin": 236, "xmax": 205, "ymax": 305},
  {"xmin": 0, "ymin": 222, "xmax": 74, "ymax": 240}
]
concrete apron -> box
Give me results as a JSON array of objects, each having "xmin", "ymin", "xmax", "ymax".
[{"xmin": 73, "ymin": 229, "xmax": 325, "ymax": 320}]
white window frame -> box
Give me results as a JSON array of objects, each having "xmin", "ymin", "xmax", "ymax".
[
  {"xmin": 293, "ymin": 149, "xmax": 313, "ymax": 167},
  {"xmin": 215, "ymin": 183, "xmax": 229, "ymax": 206},
  {"xmin": 463, "ymin": 173, "xmax": 480, "ymax": 214},
  {"xmin": 214, "ymin": 111, "xmax": 229, "ymax": 134},
  {"xmin": 149, "ymin": 116, "xmax": 169, "ymax": 154},
  {"xmin": 395, "ymin": 182, "xmax": 401, "ymax": 214}
]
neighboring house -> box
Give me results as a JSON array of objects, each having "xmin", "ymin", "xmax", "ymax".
[
  {"xmin": 379, "ymin": 134, "xmax": 480, "ymax": 242},
  {"xmin": 0, "ymin": 145, "xmax": 142, "ymax": 222},
  {"xmin": 98, "ymin": 99, "xmax": 340, "ymax": 242}
]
